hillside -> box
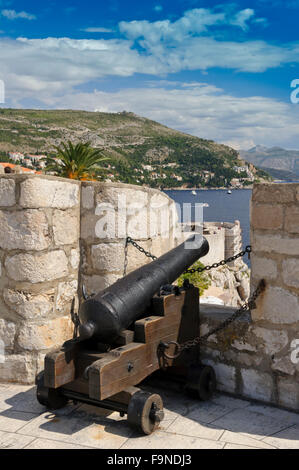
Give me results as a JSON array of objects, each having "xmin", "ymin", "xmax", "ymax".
[
  {"xmin": 0, "ymin": 108, "xmax": 268, "ymax": 188},
  {"xmin": 240, "ymin": 145, "xmax": 299, "ymax": 180}
]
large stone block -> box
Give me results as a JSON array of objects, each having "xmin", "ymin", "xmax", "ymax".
[
  {"xmin": 126, "ymin": 241, "xmax": 152, "ymax": 273},
  {"xmin": 0, "ymin": 354, "xmax": 37, "ymax": 384},
  {"xmin": 3, "ymin": 288, "xmax": 54, "ymax": 320},
  {"xmin": 81, "ymin": 185, "xmax": 95, "ymax": 210},
  {"xmin": 282, "ymin": 258, "xmax": 299, "ymax": 288},
  {"xmin": 253, "ymin": 327, "xmax": 288, "ymax": 355},
  {"xmin": 285, "ymin": 206, "xmax": 299, "ymax": 234},
  {"xmin": 0, "ymin": 319, "xmax": 16, "ymax": 349},
  {"xmin": 0, "ymin": 209, "xmax": 50, "ymax": 251},
  {"xmin": 252, "ymin": 286, "xmax": 299, "ymax": 324},
  {"xmin": 56, "ymin": 280, "xmax": 78, "ymax": 312},
  {"xmin": 277, "ymin": 377, "xmax": 299, "ymax": 410},
  {"xmin": 252, "ymin": 233, "xmax": 299, "ymax": 256},
  {"xmin": 272, "ymin": 356, "xmax": 296, "ymax": 375},
  {"xmin": 202, "ymin": 359, "xmax": 236, "ymax": 393},
  {"xmin": 252, "ymin": 184, "xmax": 295, "ymax": 204},
  {"xmin": 5, "ymin": 250, "xmax": 68, "ymax": 283},
  {"xmin": 96, "ymin": 185, "xmax": 148, "ymax": 208},
  {"xmin": 251, "ymin": 203, "xmax": 283, "ymax": 231},
  {"xmin": 20, "ymin": 178, "xmax": 79, "ymax": 209},
  {"xmin": 0, "ymin": 178, "xmax": 15, "ymax": 207},
  {"xmin": 241, "ymin": 369, "xmax": 273, "ymax": 402},
  {"xmin": 127, "ymin": 208, "xmax": 149, "ymax": 239},
  {"xmin": 53, "ymin": 210, "xmax": 79, "ymax": 246},
  {"xmin": 17, "ymin": 316, "xmax": 73, "ymax": 351},
  {"xmin": 81, "ymin": 273, "xmax": 121, "ymax": 295},
  {"xmin": 91, "ymin": 243, "xmax": 125, "ymax": 272},
  {"xmin": 251, "ymin": 254, "xmax": 277, "ymax": 280}
]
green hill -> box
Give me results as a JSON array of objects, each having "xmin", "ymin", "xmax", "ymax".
[{"xmin": 0, "ymin": 108, "xmax": 269, "ymax": 187}]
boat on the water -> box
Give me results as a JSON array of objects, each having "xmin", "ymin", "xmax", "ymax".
[
  {"xmin": 192, "ymin": 190, "xmax": 197, "ymax": 195},
  {"xmin": 227, "ymin": 190, "xmax": 232, "ymax": 194}
]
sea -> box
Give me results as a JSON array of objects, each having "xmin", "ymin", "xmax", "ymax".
[{"xmin": 164, "ymin": 189, "xmax": 252, "ymax": 250}]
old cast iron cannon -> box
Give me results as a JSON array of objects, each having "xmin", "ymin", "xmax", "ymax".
[
  {"xmin": 79, "ymin": 234, "xmax": 209, "ymax": 342},
  {"xmin": 37, "ymin": 234, "xmax": 216, "ymax": 435}
]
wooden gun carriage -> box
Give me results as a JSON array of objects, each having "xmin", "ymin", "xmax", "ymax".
[{"xmin": 36, "ymin": 235, "xmax": 216, "ymax": 435}]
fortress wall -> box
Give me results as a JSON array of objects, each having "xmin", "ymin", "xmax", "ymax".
[
  {"xmin": 0, "ymin": 175, "xmax": 80, "ymax": 383},
  {"xmin": 80, "ymin": 181, "xmax": 183, "ymax": 297},
  {"xmin": 201, "ymin": 183, "xmax": 299, "ymax": 411}
]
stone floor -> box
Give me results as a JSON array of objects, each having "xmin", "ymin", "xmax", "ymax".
[{"xmin": 0, "ymin": 382, "xmax": 299, "ymax": 449}]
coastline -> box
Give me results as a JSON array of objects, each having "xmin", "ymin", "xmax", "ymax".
[{"xmin": 162, "ymin": 186, "xmax": 254, "ymax": 191}]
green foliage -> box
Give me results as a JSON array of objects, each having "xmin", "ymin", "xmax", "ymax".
[
  {"xmin": 43, "ymin": 141, "xmax": 109, "ymax": 180},
  {"xmin": 177, "ymin": 260, "xmax": 211, "ymax": 296}
]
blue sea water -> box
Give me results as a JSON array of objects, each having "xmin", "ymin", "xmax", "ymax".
[{"xmin": 164, "ymin": 189, "xmax": 252, "ymax": 251}]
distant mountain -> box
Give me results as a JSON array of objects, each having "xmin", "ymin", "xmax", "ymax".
[
  {"xmin": 0, "ymin": 108, "xmax": 269, "ymax": 188},
  {"xmin": 240, "ymin": 146, "xmax": 299, "ymax": 180}
]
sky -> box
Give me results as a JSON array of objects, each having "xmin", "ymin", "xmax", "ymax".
[{"xmin": 0, "ymin": 0, "xmax": 299, "ymax": 150}]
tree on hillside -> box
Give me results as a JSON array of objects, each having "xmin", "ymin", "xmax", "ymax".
[{"xmin": 43, "ymin": 141, "xmax": 109, "ymax": 181}]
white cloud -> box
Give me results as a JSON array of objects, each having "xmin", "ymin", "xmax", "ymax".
[
  {"xmin": 26, "ymin": 82, "xmax": 299, "ymax": 150},
  {"xmin": 230, "ymin": 8, "xmax": 255, "ymax": 31},
  {"xmin": 1, "ymin": 9, "xmax": 36, "ymax": 20},
  {"xmin": 81, "ymin": 27, "xmax": 114, "ymax": 33},
  {"xmin": 154, "ymin": 5, "xmax": 163, "ymax": 12}
]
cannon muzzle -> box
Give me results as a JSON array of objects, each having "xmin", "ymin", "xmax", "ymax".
[{"xmin": 79, "ymin": 234, "xmax": 209, "ymax": 343}]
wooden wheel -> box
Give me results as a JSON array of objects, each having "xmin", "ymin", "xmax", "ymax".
[
  {"xmin": 36, "ymin": 372, "xmax": 68, "ymax": 410},
  {"xmin": 185, "ymin": 365, "xmax": 216, "ymax": 401},
  {"xmin": 127, "ymin": 391, "xmax": 164, "ymax": 435}
]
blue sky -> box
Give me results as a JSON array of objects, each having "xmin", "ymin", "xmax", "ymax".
[{"xmin": 0, "ymin": 0, "xmax": 299, "ymax": 149}]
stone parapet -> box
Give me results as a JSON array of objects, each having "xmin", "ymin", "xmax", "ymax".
[{"xmin": 0, "ymin": 175, "xmax": 80, "ymax": 383}]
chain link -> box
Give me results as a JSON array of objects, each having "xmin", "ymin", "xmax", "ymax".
[{"xmin": 126, "ymin": 236, "xmax": 251, "ymax": 274}]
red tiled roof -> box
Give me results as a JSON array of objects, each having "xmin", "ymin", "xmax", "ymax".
[{"xmin": 0, "ymin": 162, "xmax": 42, "ymax": 174}]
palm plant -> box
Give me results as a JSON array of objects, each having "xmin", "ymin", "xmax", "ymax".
[{"xmin": 43, "ymin": 141, "xmax": 109, "ymax": 181}]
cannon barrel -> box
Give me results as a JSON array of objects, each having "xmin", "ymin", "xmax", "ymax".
[{"xmin": 79, "ymin": 234, "xmax": 209, "ymax": 343}]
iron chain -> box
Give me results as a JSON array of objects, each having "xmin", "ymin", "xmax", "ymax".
[
  {"xmin": 161, "ymin": 279, "xmax": 266, "ymax": 360},
  {"xmin": 126, "ymin": 236, "xmax": 265, "ymax": 361},
  {"xmin": 126, "ymin": 236, "xmax": 251, "ymax": 275}
]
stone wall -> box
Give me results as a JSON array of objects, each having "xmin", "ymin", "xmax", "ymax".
[
  {"xmin": 0, "ymin": 177, "xmax": 183, "ymax": 383},
  {"xmin": 0, "ymin": 175, "xmax": 80, "ymax": 383},
  {"xmin": 80, "ymin": 181, "xmax": 182, "ymax": 297},
  {"xmin": 201, "ymin": 183, "xmax": 299, "ymax": 411}
]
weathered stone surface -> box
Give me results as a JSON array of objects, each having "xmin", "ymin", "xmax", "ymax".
[
  {"xmin": 231, "ymin": 339, "xmax": 257, "ymax": 352},
  {"xmin": 53, "ymin": 210, "xmax": 79, "ymax": 246},
  {"xmin": 0, "ymin": 354, "xmax": 36, "ymax": 384},
  {"xmin": 202, "ymin": 359, "xmax": 236, "ymax": 393},
  {"xmin": 3, "ymin": 289, "xmax": 54, "ymax": 319},
  {"xmin": 251, "ymin": 203, "xmax": 283, "ymax": 230},
  {"xmin": 252, "ymin": 233, "xmax": 299, "ymax": 255},
  {"xmin": 251, "ymin": 255, "xmax": 277, "ymax": 280},
  {"xmin": 253, "ymin": 327, "xmax": 288, "ymax": 355},
  {"xmin": 272, "ymin": 357, "xmax": 296, "ymax": 375},
  {"xmin": 241, "ymin": 369, "xmax": 273, "ymax": 402},
  {"xmin": 252, "ymin": 286, "xmax": 299, "ymax": 324},
  {"xmin": 56, "ymin": 280, "xmax": 78, "ymax": 312},
  {"xmin": 91, "ymin": 243, "xmax": 124, "ymax": 272},
  {"xmin": 20, "ymin": 178, "xmax": 79, "ymax": 209},
  {"xmin": 282, "ymin": 258, "xmax": 299, "ymax": 288},
  {"xmin": 0, "ymin": 209, "xmax": 50, "ymax": 251},
  {"xmin": 126, "ymin": 241, "xmax": 152, "ymax": 272},
  {"xmin": 70, "ymin": 249, "xmax": 80, "ymax": 270},
  {"xmin": 252, "ymin": 184, "xmax": 295, "ymax": 204},
  {"xmin": 285, "ymin": 206, "xmax": 299, "ymax": 234},
  {"xmin": 17, "ymin": 316, "xmax": 73, "ymax": 351},
  {"xmin": 0, "ymin": 178, "xmax": 15, "ymax": 207},
  {"xmin": 277, "ymin": 377, "xmax": 299, "ymax": 409},
  {"xmin": 5, "ymin": 251, "xmax": 68, "ymax": 283},
  {"xmin": 0, "ymin": 319, "xmax": 16, "ymax": 349},
  {"xmin": 81, "ymin": 274, "xmax": 121, "ymax": 295},
  {"xmin": 81, "ymin": 185, "xmax": 94, "ymax": 210},
  {"xmin": 127, "ymin": 208, "xmax": 149, "ymax": 239},
  {"xmin": 96, "ymin": 185, "xmax": 148, "ymax": 208}
]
